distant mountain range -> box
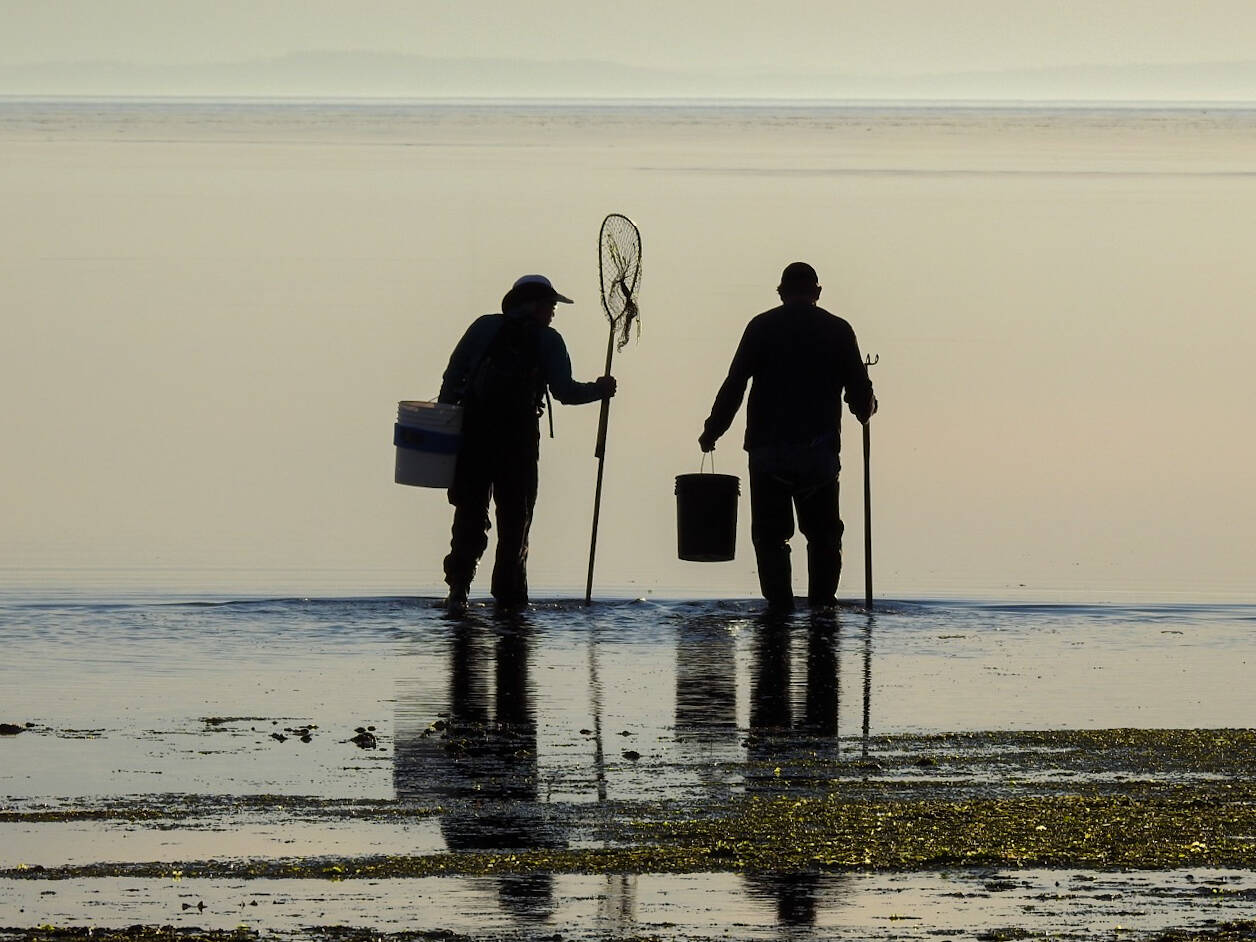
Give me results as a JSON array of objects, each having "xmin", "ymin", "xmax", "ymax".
[{"xmin": 3, "ymin": 51, "xmax": 1256, "ymax": 101}]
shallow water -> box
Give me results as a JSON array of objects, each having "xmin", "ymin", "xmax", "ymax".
[
  {"xmin": 5, "ymin": 98, "xmax": 1256, "ymax": 601},
  {"xmin": 4, "ymin": 593, "xmax": 1255, "ymax": 803},
  {"xmin": 5, "ymin": 870, "xmax": 1256, "ymax": 940},
  {"xmin": 4, "ymin": 591, "xmax": 1256, "ymax": 937}
]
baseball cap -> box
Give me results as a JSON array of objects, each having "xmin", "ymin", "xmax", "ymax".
[{"xmin": 511, "ymin": 274, "xmax": 573, "ymax": 304}]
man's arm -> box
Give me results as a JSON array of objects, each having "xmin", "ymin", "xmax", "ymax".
[
  {"xmin": 841, "ymin": 323, "xmax": 877, "ymax": 424},
  {"xmin": 540, "ymin": 327, "xmax": 614, "ymax": 405},
  {"xmin": 699, "ymin": 323, "xmax": 755, "ymax": 451}
]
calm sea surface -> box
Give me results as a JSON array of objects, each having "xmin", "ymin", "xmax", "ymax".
[{"xmin": 4, "ymin": 97, "xmax": 1256, "ymax": 599}]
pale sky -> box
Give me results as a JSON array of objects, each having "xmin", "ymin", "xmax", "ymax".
[{"xmin": 4, "ymin": 0, "xmax": 1256, "ymax": 75}]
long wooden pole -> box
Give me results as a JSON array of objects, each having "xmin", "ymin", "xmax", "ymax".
[{"xmin": 584, "ymin": 326, "xmax": 616, "ymax": 605}]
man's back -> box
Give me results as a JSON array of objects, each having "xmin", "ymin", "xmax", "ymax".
[{"xmin": 705, "ymin": 301, "xmax": 873, "ymax": 452}]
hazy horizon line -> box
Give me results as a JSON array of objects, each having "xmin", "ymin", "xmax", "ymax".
[
  {"xmin": 4, "ymin": 93, "xmax": 1256, "ymax": 108},
  {"xmin": 6, "ymin": 48, "xmax": 1256, "ymax": 71},
  {"xmin": 3, "ymin": 51, "xmax": 1255, "ymax": 102}
]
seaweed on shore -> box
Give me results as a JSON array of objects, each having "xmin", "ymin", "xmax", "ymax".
[{"xmin": 7, "ymin": 781, "xmax": 1256, "ymax": 879}]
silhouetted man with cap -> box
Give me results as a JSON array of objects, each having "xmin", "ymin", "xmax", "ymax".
[
  {"xmin": 699, "ymin": 262, "xmax": 876, "ymax": 610},
  {"xmin": 438, "ymin": 274, "xmax": 616, "ymax": 614}
]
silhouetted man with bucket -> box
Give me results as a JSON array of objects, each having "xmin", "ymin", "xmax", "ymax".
[
  {"xmin": 699, "ymin": 262, "xmax": 876, "ymax": 611},
  {"xmin": 438, "ymin": 274, "xmax": 617, "ymax": 615}
]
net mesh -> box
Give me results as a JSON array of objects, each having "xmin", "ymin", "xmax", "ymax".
[{"xmin": 599, "ymin": 213, "xmax": 642, "ymax": 351}]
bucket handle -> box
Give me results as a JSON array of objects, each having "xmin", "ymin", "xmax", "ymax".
[{"xmin": 699, "ymin": 451, "xmax": 717, "ymax": 474}]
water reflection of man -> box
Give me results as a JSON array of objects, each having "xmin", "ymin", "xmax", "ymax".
[
  {"xmin": 744, "ymin": 871, "xmax": 825, "ymax": 928},
  {"xmin": 393, "ymin": 612, "xmax": 564, "ymax": 922},
  {"xmin": 743, "ymin": 612, "xmax": 846, "ymax": 927},
  {"xmin": 803, "ymin": 613, "xmax": 840, "ymax": 738},
  {"xmin": 747, "ymin": 613, "xmax": 842, "ymax": 761}
]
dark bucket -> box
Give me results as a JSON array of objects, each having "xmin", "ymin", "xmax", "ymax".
[{"xmin": 675, "ymin": 473, "xmax": 740, "ymax": 562}]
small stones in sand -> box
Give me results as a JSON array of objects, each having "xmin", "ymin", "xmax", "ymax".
[
  {"xmin": 622, "ymin": 750, "xmax": 641, "ymax": 761},
  {"xmin": 263, "ymin": 723, "xmax": 317, "ymax": 745},
  {"xmin": 350, "ymin": 727, "xmax": 378, "ymax": 749}
]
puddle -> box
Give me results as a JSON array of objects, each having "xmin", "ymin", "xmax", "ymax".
[{"xmin": 0, "ymin": 817, "xmax": 445, "ymax": 869}]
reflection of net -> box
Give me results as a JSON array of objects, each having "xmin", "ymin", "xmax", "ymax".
[{"xmin": 599, "ymin": 214, "xmax": 642, "ymax": 351}]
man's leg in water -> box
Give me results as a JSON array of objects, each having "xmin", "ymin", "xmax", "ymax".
[
  {"xmin": 749, "ymin": 467, "xmax": 795, "ymax": 609},
  {"xmin": 489, "ymin": 442, "xmax": 539, "ymax": 608},
  {"xmin": 443, "ymin": 434, "xmax": 493, "ymax": 608},
  {"xmin": 796, "ymin": 476, "xmax": 842, "ymax": 607}
]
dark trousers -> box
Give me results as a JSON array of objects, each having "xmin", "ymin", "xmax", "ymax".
[
  {"xmin": 443, "ymin": 417, "xmax": 539, "ymax": 606},
  {"xmin": 749, "ymin": 458, "xmax": 843, "ymax": 607}
]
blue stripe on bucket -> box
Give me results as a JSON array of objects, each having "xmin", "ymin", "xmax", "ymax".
[{"xmin": 394, "ymin": 423, "xmax": 461, "ymax": 455}]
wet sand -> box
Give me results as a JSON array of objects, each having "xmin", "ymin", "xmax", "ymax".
[{"xmin": 4, "ymin": 597, "xmax": 1256, "ymax": 939}]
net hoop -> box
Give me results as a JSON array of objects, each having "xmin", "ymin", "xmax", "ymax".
[{"xmin": 598, "ymin": 213, "xmax": 642, "ymax": 351}]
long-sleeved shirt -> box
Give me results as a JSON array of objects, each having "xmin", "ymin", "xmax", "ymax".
[
  {"xmin": 702, "ymin": 301, "xmax": 875, "ymax": 455},
  {"xmin": 437, "ymin": 312, "xmax": 603, "ymax": 407}
]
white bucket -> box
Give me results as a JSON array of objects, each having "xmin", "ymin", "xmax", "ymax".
[{"xmin": 394, "ymin": 400, "xmax": 463, "ymax": 487}]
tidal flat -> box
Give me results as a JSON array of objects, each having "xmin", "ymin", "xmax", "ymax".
[
  {"xmin": 6, "ymin": 728, "xmax": 1256, "ymax": 940},
  {"xmin": 4, "ymin": 594, "xmax": 1256, "ymax": 938},
  {"xmin": 7, "ymin": 729, "xmax": 1256, "ymax": 876}
]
